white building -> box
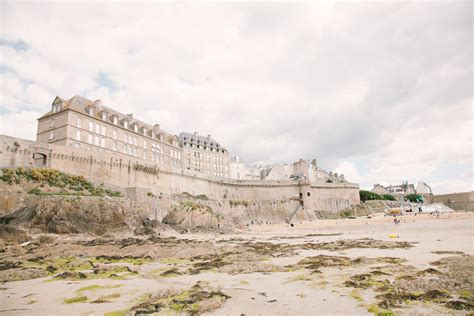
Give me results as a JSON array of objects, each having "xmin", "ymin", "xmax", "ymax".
[{"xmin": 230, "ymin": 156, "xmax": 261, "ymax": 180}]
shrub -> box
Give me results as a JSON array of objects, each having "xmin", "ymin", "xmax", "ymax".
[
  {"xmin": 383, "ymin": 194, "xmax": 396, "ymax": 201},
  {"xmin": 195, "ymin": 194, "xmax": 208, "ymax": 200},
  {"xmin": 359, "ymin": 190, "xmax": 384, "ymax": 202},
  {"xmin": 229, "ymin": 200, "xmax": 249, "ymax": 207},
  {"xmin": 340, "ymin": 209, "xmax": 354, "ymax": 218},
  {"xmin": 28, "ymin": 187, "xmax": 42, "ymax": 195}
]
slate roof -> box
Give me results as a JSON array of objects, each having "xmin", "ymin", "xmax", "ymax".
[{"xmin": 178, "ymin": 132, "xmax": 226, "ymax": 151}]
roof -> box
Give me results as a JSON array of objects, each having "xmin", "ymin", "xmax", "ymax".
[{"xmin": 178, "ymin": 131, "xmax": 226, "ymax": 151}]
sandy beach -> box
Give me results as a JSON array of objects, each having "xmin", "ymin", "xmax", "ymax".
[{"xmin": 1, "ymin": 212, "xmax": 473, "ymax": 315}]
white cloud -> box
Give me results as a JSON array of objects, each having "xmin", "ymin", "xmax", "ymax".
[{"xmin": 334, "ymin": 161, "xmax": 360, "ymax": 183}]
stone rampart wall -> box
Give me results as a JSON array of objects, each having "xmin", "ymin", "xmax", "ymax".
[{"xmin": 0, "ymin": 134, "xmax": 360, "ymax": 213}]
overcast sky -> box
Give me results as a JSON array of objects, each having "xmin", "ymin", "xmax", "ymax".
[{"xmin": 0, "ymin": 1, "xmax": 472, "ymax": 194}]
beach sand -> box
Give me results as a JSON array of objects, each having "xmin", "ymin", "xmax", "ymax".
[{"xmin": 1, "ymin": 212, "xmax": 472, "ymax": 315}]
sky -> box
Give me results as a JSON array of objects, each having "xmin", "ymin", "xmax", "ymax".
[{"xmin": 0, "ymin": 1, "xmax": 472, "ymax": 194}]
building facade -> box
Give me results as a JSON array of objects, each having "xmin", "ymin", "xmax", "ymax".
[
  {"xmin": 230, "ymin": 156, "xmax": 261, "ymax": 180},
  {"xmin": 370, "ymin": 181, "xmax": 430, "ymax": 196},
  {"xmin": 177, "ymin": 132, "xmax": 231, "ymax": 179},
  {"xmin": 260, "ymin": 159, "xmax": 347, "ymax": 183},
  {"xmin": 37, "ymin": 95, "xmax": 182, "ymax": 170}
]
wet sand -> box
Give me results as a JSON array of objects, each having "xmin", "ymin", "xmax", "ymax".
[{"xmin": 1, "ymin": 212, "xmax": 472, "ymax": 315}]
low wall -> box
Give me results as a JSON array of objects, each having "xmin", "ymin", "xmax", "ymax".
[
  {"xmin": 0, "ymin": 134, "xmax": 360, "ymax": 213},
  {"xmin": 427, "ymin": 192, "xmax": 473, "ymax": 211}
]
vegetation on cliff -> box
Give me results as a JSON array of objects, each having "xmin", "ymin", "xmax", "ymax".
[
  {"xmin": 359, "ymin": 190, "xmax": 396, "ymax": 202},
  {"xmin": 0, "ymin": 168, "xmax": 122, "ymax": 197}
]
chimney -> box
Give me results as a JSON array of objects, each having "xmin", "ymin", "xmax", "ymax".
[{"xmin": 126, "ymin": 114, "xmax": 133, "ymax": 119}]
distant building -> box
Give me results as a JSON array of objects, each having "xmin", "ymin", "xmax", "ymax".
[
  {"xmin": 177, "ymin": 132, "xmax": 230, "ymax": 179},
  {"xmin": 371, "ymin": 181, "xmax": 431, "ymax": 196},
  {"xmin": 260, "ymin": 159, "xmax": 347, "ymax": 183},
  {"xmin": 415, "ymin": 181, "xmax": 432, "ymax": 194},
  {"xmin": 371, "ymin": 184, "xmax": 388, "ymax": 195},
  {"xmin": 230, "ymin": 156, "xmax": 261, "ymax": 180}
]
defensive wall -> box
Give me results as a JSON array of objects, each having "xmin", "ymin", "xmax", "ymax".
[{"xmin": 0, "ymin": 134, "xmax": 360, "ymax": 214}]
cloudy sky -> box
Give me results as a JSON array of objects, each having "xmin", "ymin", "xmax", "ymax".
[{"xmin": 0, "ymin": 1, "xmax": 472, "ymax": 193}]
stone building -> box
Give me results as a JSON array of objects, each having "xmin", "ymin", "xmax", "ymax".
[
  {"xmin": 261, "ymin": 159, "xmax": 346, "ymax": 183},
  {"xmin": 230, "ymin": 156, "xmax": 261, "ymax": 180},
  {"xmin": 370, "ymin": 181, "xmax": 426, "ymax": 196},
  {"xmin": 36, "ymin": 95, "xmax": 183, "ymax": 170},
  {"xmin": 415, "ymin": 181, "xmax": 432, "ymax": 194},
  {"xmin": 177, "ymin": 132, "xmax": 231, "ymax": 179}
]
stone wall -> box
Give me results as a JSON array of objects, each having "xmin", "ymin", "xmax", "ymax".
[
  {"xmin": 0, "ymin": 134, "xmax": 360, "ymax": 214},
  {"xmin": 426, "ymin": 192, "xmax": 473, "ymax": 211}
]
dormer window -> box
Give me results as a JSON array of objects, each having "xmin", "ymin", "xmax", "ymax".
[
  {"xmin": 123, "ymin": 120, "xmax": 128, "ymax": 129},
  {"xmin": 143, "ymin": 127, "xmax": 147, "ymax": 135},
  {"xmin": 101, "ymin": 111, "xmax": 108, "ymax": 121},
  {"xmin": 112, "ymin": 116, "xmax": 118, "ymax": 125},
  {"xmin": 52, "ymin": 104, "xmax": 62, "ymax": 113},
  {"xmin": 133, "ymin": 124, "xmax": 138, "ymax": 133},
  {"xmin": 87, "ymin": 106, "xmax": 95, "ymax": 117}
]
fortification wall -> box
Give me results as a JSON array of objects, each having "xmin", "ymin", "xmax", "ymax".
[{"xmin": 0, "ymin": 134, "xmax": 360, "ymax": 213}]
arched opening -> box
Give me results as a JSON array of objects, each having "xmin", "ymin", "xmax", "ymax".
[{"xmin": 33, "ymin": 153, "xmax": 47, "ymax": 167}]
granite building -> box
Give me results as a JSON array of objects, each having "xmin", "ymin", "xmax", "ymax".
[
  {"xmin": 36, "ymin": 95, "xmax": 182, "ymax": 169},
  {"xmin": 178, "ymin": 132, "xmax": 231, "ymax": 179}
]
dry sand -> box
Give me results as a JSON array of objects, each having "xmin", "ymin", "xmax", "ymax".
[{"xmin": 1, "ymin": 212, "xmax": 473, "ymax": 315}]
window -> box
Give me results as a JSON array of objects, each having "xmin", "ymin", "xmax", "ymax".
[
  {"xmin": 134, "ymin": 125, "xmax": 138, "ymax": 133},
  {"xmin": 75, "ymin": 130, "xmax": 81, "ymax": 141},
  {"xmin": 307, "ymin": 192, "xmax": 311, "ymax": 197},
  {"xmin": 134, "ymin": 137, "xmax": 137, "ymax": 146},
  {"xmin": 49, "ymin": 132, "xmax": 54, "ymax": 140},
  {"xmin": 95, "ymin": 135, "xmax": 99, "ymax": 146},
  {"xmin": 101, "ymin": 112, "xmax": 107, "ymax": 121},
  {"xmin": 95, "ymin": 123, "xmax": 100, "ymax": 134},
  {"xmin": 77, "ymin": 117, "xmax": 82, "ymax": 128},
  {"xmin": 88, "ymin": 134, "xmax": 93, "ymax": 144},
  {"xmin": 113, "ymin": 116, "xmax": 118, "ymax": 125},
  {"xmin": 112, "ymin": 130, "xmax": 117, "ymax": 139},
  {"xmin": 143, "ymin": 128, "xmax": 147, "ymax": 135},
  {"xmin": 101, "ymin": 125, "xmax": 106, "ymax": 136},
  {"xmin": 50, "ymin": 119, "xmax": 55, "ymax": 127},
  {"xmin": 143, "ymin": 141, "xmax": 147, "ymax": 149},
  {"xmin": 101, "ymin": 137, "xmax": 105, "ymax": 148},
  {"xmin": 143, "ymin": 150, "xmax": 147, "ymax": 160},
  {"xmin": 88, "ymin": 121, "xmax": 93, "ymax": 132},
  {"xmin": 124, "ymin": 121, "xmax": 128, "ymax": 129},
  {"xmin": 88, "ymin": 107, "xmax": 95, "ymax": 116},
  {"xmin": 112, "ymin": 141, "xmax": 117, "ymax": 151}
]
